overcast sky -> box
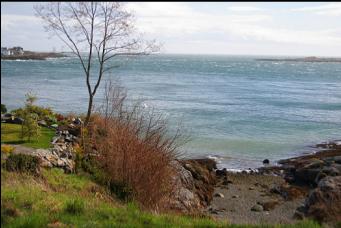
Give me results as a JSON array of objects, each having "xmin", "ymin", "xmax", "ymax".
[{"xmin": 1, "ymin": 2, "xmax": 341, "ymax": 56}]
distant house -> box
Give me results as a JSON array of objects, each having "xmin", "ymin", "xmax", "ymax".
[
  {"xmin": 1, "ymin": 47, "xmax": 13, "ymax": 56},
  {"xmin": 10, "ymin": 47, "xmax": 24, "ymax": 55}
]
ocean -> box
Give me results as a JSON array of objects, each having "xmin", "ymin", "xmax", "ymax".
[{"xmin": 1, "ymin": 54, "xmax": 341, "ymax": 169}]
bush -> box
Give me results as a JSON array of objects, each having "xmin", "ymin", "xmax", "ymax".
[
  {"xmin": 1, "ymin": 104, "xmax": 7, "ymax": 113},
  {"xmin": 64, "ymin": 198, "xmax": 84, "ymax": 215},
  {"xmin": 4, "ymin": 154, "xmax": 40, "ymax": 175},
  {"xmin": 86, "ymin": 81, "xmax": 186, "ymax": 210},
  {"xmin": 1, "ymin": 145, "xmax": 15, "ymax": 154}
]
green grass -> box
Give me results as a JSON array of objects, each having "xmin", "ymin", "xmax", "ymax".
[
  {"xmin": 1, "ymin": 123, "xmax": 55, "ymax": 149},
  {"xmin": 1, "ymin": 167, "xmax": 321, "ymax": 228}
]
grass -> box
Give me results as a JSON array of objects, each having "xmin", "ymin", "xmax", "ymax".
[
  {"xmin": 1, "ymin": 167, "xmax": 322, "ymax": 228},
  {"xmin": 1, "ymin": 123, "xmax": 55, "ymax": 149}
]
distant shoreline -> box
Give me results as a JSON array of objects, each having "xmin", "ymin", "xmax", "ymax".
[
  {"xmin": 1, "ymin": 51, "xmax": 67, "ymax": 60},
  {"xmin": 256, "ymin": 56, "xmax": 341, "ymax": 63}
]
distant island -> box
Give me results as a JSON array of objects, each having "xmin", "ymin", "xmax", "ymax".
[
  {"xmin": 1, "ymin": 46, "xmax": 66, "ymax": 60},
  {"xmin": 256, "ymin": 56, "xmax": 341, "ymax": 63}
]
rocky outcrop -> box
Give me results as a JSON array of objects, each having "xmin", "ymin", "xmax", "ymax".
[
  {"xmin": 167, "ymin": 158, "xmax": 217, "ymax": 213},
  {"xmin": 259, "ymin": 140, "xmax": 341, "ymax": 186},
  {"xmin": 303, "ymin": 176, "xmax": 341, "ymax": 223}
]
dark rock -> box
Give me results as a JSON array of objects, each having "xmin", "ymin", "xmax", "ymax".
[
  {"xmin": 215, "ymin": 168, "xmax": 227, "ymax": 177},
  {"xmin": 314, "ymin": 172, "xmax": 328, "ymax": 185},
  {"xmin": 295, "ymin": 167, "xmax": 321, "ymax": 184},
  {"xmin": 304, "ymin": 176, "xmax": 341, "ymax": 223},
  {"xmin": 263, "ymin": 159, "xmax": 270, "ymax": 164},
  {"xmin": 334, "ymin": 156, "xmax": 341, "ymax": 164}
]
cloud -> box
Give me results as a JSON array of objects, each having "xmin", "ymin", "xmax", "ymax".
[
  {"xmin": 125, "ymin": 2, "xmax": 341, "ymax": 47},
  {"xmin": 227, "ymin": 6, "xmax": 265, "ymax": 12},
  {"xmin": 291, "ymin": 3, "xmax": 341, "ymax": 16},
  {"xmin": 1, "ymin": 14, "xmax": 40, "ymax": 31}
]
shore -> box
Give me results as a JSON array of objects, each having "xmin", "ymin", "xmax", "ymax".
[
  {"xmin": 1, "ymin": 51, "xmax": 66, "ymax": 60},
  {"xmin": 198, "ymin": 140, "xmax": 341, "ymax": 225}
]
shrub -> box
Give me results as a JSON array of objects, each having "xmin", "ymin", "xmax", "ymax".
[
  {"xmin": 86, "ymin": 81, "xmax": 187, "ymax": 210},
  {"xmin": 4, "ymin": 154, "xmax": 40, "ymax": 175},
  {"xmin": 1, "ymin": 104, "xmax": 7, "ymax": 113},
  {"xmin": 1, "ymin": 145, "xmax": 14, "ymax": 154},
  {"xmin": 64, "ymin": 198, "xmax": 84, "ymax": 215}
]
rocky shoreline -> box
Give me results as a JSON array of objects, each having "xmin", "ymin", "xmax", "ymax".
[{"xmin": 1, "ymin": 51, "xmax": 66, "ymax": 60}]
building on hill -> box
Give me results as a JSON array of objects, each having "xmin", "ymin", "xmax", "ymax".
[
  {"xmin": 1, "ymin": 47, "xmax": 13, "ymax": 56},
  {"xmin": 10, "ymin": 47, "xmax": 24, "ymax": 55},
  {"xmin": 1, "ymin": 46, "xmax": 24, "ymax": 56}
]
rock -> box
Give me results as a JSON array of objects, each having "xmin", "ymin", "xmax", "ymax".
[
  {"xmin": 263, "ymin": 159, "xmax": 270, "ymax": 164},
  {"xmin": 259, "ymin": 200, "xmax": 280, "ymax": 211},
  {"xmin": 38, "ymin": 120, "xmax": 47, "ymax": 127},
  {"xmin": 214, "ymin": 193, "xmax": 224, "ymax": 198},
  {"xmin": 334, "ymin": 156, "xmax": 341, "ymax": 164},
  {"xmin": 270, "ymin": 184, "xmax": 307, "ymax": 200},
  {"xmin": 251, "ymin": 204, "xmax": 263, "ymax": 212},
  {"xmin": 232, "ymin": 195, "xmax": 239, "ymax": 198},
  {"xmin": 167, "ymin": 161, "xmax": 201, "ymax": 213},
  {"xmin": 216, "ymin": 168, "xmax": 227, "ymax": 177},
  {"xmin": 295, "ymin": 167, "xmax": 321, "ymax": 184},
  {"xmin": 304, "ymin": 176, "xmax": 341, "ymax": 223},
  {"xmin": 294, "ymin": 208, "xmax": 305, "ymax": 220},
  {"xmin": 314, "ymin": 172, "xmax": 328, "ymax": 185},
  {"xmin": 322, "ymin": 166, "xmax": 340, "ymax": 176},
  {"xmin": 249, "ymin": 187, "xmax": 255, "ymax": 190},
  {"xmin": 50, "ymin": 124, "xmax": 58, "ymax": 129}
]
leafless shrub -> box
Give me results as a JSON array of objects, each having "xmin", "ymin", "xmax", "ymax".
[{"xmin": 87, "ymin": 80, "xmax": 187, "ymax": 210}]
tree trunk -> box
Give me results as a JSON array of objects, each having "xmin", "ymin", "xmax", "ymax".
[{"xmin": 85, "ymin": 94, "xmax": 93, "ymax": 126}]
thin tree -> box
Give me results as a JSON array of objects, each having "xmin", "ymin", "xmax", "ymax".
[{"xmin": 35, "ymin": 2, "xmax": 159, "ymax": 125}]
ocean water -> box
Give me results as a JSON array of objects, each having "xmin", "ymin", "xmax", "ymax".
[{"xmin": 2, "ymin": 54, "xmax": 341, "ymax": 169}]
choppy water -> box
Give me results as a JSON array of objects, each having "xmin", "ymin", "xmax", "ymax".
[{"xmin": 2, "ymin": 54, "xmax": 341, "ymax": 169}]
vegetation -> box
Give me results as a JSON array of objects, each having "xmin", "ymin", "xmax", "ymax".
[
  {"xmin": 84, "ymin": 81, "xmax": 186, "ymax": 210},
  {"xmin": 1, "ymin": 123, "xmax": 54, "ymax": 149},
  {"xmin": 4, "ymin": 154, "xmax": 40, "ymax": 175},
  {"xmin": 1, "ymin": 167, "xmax": 321, "ymax": 228},
  {"xmin": 1, "ymin": 104, "xmax": 7, "ymax": 113},
  {"xmin": 1, "ymin": 145, "xmax": 14, "ymax": 155}
]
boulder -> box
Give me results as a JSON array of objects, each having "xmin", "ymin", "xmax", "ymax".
[
  {"xmin": 167, "ymin": 161, "xmax": 201, "ymax": 213},
  {"xmin": 259, "ymin": 199, "xmax": 280, "ymax": 211},
  {"xmin": 214, "ymin": 193, "xmax": 224, "ymax": 198},
  {"xmin": 263, "ymin": 159, "xmax": 270, "ymax": 164},
  {"xmin": 251, "ymin": 204, "xmax": 263, "ymax": 212},
  {"xmin": 304, "ymin": 176, "xmax": 341, "ymax": 223}
]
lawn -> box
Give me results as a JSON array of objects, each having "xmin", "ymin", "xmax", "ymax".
[
  {"xmin": 1, "ymin": 168, "xmax": 321, "ymax": 228},
  {"xmin": 1, "ymin": 123, "xmax": 55, "ymax": 149}
]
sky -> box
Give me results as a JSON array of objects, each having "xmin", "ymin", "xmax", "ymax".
[{"xmin": 1, "ymin": 2, "xmax": 341, "ymax": 57}]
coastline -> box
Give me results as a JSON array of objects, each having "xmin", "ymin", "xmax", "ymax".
[
  {"xmin": 182, "ymin": 139, "xmax": 341, "ymax": 224},
  {"xmin": 1, "ymin": 52, "xmax": 66, "ymax": 60}
]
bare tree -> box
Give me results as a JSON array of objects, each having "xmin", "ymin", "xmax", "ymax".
[{"xmin": 35, "ymin": 2, "xmax": 159, "ymax": 125}]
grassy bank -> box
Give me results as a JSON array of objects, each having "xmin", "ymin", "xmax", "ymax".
[
  {"xmin": 1, "ymin": 123, "xmax": 54, "ymax": 149},
  {"xmin": 1, "ymin": 168, "xmax": 228, "ymax": 227},
  {"xmin": 1, "ymin": 167, "xmax": 321, "ymax": 228}
]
